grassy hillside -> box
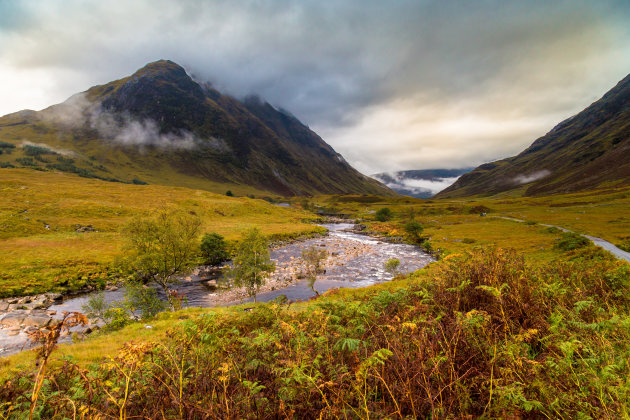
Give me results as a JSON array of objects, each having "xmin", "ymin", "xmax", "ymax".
[
  {"xmin": 0, "ymin": 188, "xmax": 628, "ymax": 418},
  {"xmin": 0, "ymin": 168, "xmax": 321, "ymax": 297},
  {"xmin": 438, "ymin": 72, "xmax": 630, "ymax": 198}
]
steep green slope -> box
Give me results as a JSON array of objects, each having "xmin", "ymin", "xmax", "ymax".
[
  {"xmin": 0, "ymin": 60, "xmax": 392, "ymax": 197},
  {"xmin": 437, "ymin": 73, "xmax": 630, "ymax": 198}
]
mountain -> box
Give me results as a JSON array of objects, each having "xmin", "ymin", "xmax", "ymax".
[
  {"xmin": 437, "ymin": 73, "xmax": 630, "ymax": 198},
  {"xmin": 0, "ymin": 60, "xmax": 392, "ymax": 197},
  {"xmin": 372, "ymin": 168, "xmax": 472, "ymax": 198}
]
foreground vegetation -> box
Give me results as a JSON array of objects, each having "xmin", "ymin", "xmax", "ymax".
[
  {"xmin": 0, "ymin": 171, "xmax": 629, "ymax": 417},
  {"xmin": 1, "ymin": 244, "xmax": 628, "ymax": 418}
]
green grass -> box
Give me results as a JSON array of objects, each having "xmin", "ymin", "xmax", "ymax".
[
  {"xmin": 0, "ymin": 168, "xmax": 320, "ymax": 297},
  {"xmin": 0, "ymin": 178, "xmax": 628, "ymax": 417}
]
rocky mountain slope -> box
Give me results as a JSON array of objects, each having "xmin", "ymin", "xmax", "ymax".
[
  {"xmin": 437, "ymin": 73, "xmax": 630, "ymax": 198},
  {"xmin": 0, "ymin": 60, "xmax": 392, "ymax": 196}
]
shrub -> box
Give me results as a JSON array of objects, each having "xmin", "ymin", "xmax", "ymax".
[
  {"xmin": 617, "ymin": 236, "xmax": 630, "ymax": 252},
  {"xmin": 375, "ymin": 207, "xmax": 393, "ymax": 222},
  {"xmin": 0, "ymin": 140, "xmax": 15, "ymax": 149},
  {"xmin": 384, "ymin": 258, "xmax": 400, "ymax": 275},
  {"xmin": 23, "ymin": 145, "xmax": 56, "ymax": 156},
  {"xmin": 403, "ymin": 221, "xmax": 424, "ymax": 242},
  {"xmin": 132, "ymin": 178, "xmax": 148, "ymax": 185},
  {"xmin": 225, "ymin": 190, "xmax": 234, "ymax": 197},
  {"xmin": 556, "ymin": 232, "xmax": 591, "ymax": 251},
  {"xmin": 200, "ymin": 233, "xmax": 229, "ymax": 266},
  {"xmin": 16, "ymin": 157, "xmax": 37, "ymax": 166},
  {"xmin": 81, "ymin": 291, "xmax": 108, "ymax": 320}
]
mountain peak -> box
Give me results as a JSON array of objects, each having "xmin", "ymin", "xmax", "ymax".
[
  {"xmin": 132, "ymin": 59, "xmax": 189, "ymax": 80},
  {"xmin": 97, "ymin": 60, "xmax": 206, "ymax": 133}
]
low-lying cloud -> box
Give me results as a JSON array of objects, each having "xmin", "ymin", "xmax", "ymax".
[
  {"xmin": 373, "ymin": 172, "xmax": 461, "ymax": 197},
  {"xmin": 20, "ymin": 140, "xmax": 78, "ymax": 157},
  {"xmin": 513, "ymin": 170, "xmax": 552, "ymax": 185},
  {"xmin": 41, "ymin": 93, "xmax": 224, "ymax": 151}
]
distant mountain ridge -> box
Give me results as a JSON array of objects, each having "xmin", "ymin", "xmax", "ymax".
[
  {"xmin": 0, "ymin": 60, "xmax": 393, "ymax": 196},
  {"xmin": 437, "ymin": 72, "xmax": 630, "ymax": 198},
  {"xmin": 372, "ymin": 168, "xmax": 472, "ymax": 198}
]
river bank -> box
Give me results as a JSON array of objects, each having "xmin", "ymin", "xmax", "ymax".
[{"xmin": 0, "ymin": 223, "xmax": 433, "ymax": 356}]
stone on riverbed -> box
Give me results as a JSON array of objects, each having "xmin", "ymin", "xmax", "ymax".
[
  {"xmin": 1, "ymin": 314, "xmax": 26, "ymax": 328},
  {"xmin": 23, "ymin": 315, "xmax": 52, "ymax": 328}
]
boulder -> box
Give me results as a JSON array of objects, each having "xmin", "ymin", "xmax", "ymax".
[
  {"xmin": 23, "ymin": 315, "xmax": 51, "ymax": 328},
  {"xmin": 1, "ymin": 314, "xmax": 26, "ymax": 328}
]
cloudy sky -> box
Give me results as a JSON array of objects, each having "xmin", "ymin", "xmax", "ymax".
[{"xmin": 1, "ymin": 0, "xmax": 630, "ymax": 174}]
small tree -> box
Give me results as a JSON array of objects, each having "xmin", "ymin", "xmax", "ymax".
[
  {"xmin": 124, "ymin": 209, "xmax": 201, "ymax": 309},
  {"xmin": 375, "ymin": 207, "xmax": 393, "ymax": 222},
  {"xmin": 200, "ymin": 233, "xmax": 229, "ymax": 266},
  {"xmin": 404, "ymin": 221, "xmax": 424, "ymax": 243},
  {"xmin": 227, "ymin": 228, "xmax": 275, "ymax": 302},
  {"xmin": 384, "ymin": 258, "xmax": 400, "ymax": 275},
  {"xmin": 301, "ymin": 245, "xmax": 327, "ymax": 295}
]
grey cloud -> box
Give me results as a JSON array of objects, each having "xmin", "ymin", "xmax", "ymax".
[{"xmin": 1, "ymin": 0, "xmax": 630, "ymax": 172}]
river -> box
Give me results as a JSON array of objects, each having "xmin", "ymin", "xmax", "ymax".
[{"xmin": 0, "ymin": 223, "xmax": 433, "ymax": 355}]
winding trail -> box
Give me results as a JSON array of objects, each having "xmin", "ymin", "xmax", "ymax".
[{"xmin": 492, "ymin": 216, "xmax": 630, "ymax": 262}]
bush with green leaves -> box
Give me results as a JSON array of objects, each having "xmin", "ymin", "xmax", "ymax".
[
  {"xmin": 384, "ymin": 258, "xmax": 400, "ymax": 275},
  {"xmin": 375, "ymin": 207, "xmax": 393, "ymax": 222},
  {"xmin": 23, "ymin": 145, "xmax": 56, "ymax": 157},
  {"xmin": 556, "ymin": 232, "xmax": 591, "ymax": 251},
  {"xmin": 403, "ymin": 221, "xmax": 424, "ymax": 242},
  {"xmin": 617, "ymin": 236, "xmax": 630, "ymax": 252},
  {"xmin": 227, "ymin": 228, "xmax": 275, "ymax": 302},
  {"xmin": 200, "ymin": 233, "xmax": 230, "ymax": 266},
  {"xmin": 82, "ymin": 282, "xmax": 166, "ymax": 331}
]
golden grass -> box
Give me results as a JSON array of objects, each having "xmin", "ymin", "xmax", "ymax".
[{"xmin": 0, "ymin": 169, "xmax": 318, "ymax": 296}]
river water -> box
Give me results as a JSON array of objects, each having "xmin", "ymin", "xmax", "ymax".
[
  {"xmin": 0, "ymin": 223, "xmax": 432, "ymax": 356},
  {"xmin": 47, "ymin": 224, "xmax": 433, "ymax": 313}
]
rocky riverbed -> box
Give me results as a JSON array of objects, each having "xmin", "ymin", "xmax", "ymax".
[{"xmin": 0, "ymin": 223, "xmax": 433, "ymax": 356}]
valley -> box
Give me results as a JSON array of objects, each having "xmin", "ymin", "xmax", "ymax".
[{"xmin": 0, "ymin": 14, "xmax": 628, "ymax": 415}]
